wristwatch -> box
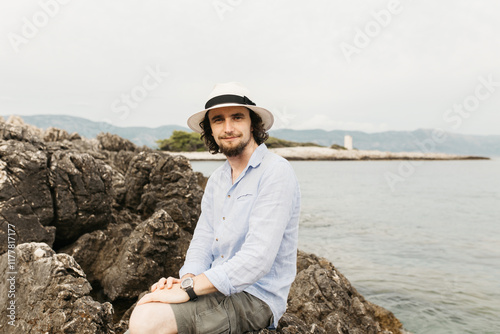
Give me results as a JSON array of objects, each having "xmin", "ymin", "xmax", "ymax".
[{"xmin": 181, "ymin": 277, "xmax": 198, "ymax": 301}]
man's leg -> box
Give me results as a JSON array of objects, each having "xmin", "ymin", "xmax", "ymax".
[
  {"xmin": 128, "ymin": 291, "xmax": 272, "ymax": 333},
  {"xmin": 128, "ymin": 302, "xmax": 178, "ymax": 334}
]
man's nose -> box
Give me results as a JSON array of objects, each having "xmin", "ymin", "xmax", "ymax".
[{"xmin": 223, "ymin": 119, "xmax": 234, "ymax": 132}]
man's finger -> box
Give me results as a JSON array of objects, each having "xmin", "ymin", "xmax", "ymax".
[
  {"xmin": 158, "ymin": 277, "xmax": 167, "ymax": 289},
  {"xmin": 167, "ymin": 277, "xmax": 175, "ymax": 289},
  {"xmin": 167, "ymin": 277, "xmax": 182, "ymax": 289},
  {"xmin": 151, "ymin": 283, "xmax": 157, "ymax": 292}
]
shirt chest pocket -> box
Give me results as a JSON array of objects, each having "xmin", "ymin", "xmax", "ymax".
[
  {"xmin": 236, "ymin": 193, "xmax": 253, "ymax": 201},
  {"xmin": 233, "ymin": 193, "xmax": 254, "ymax": 219},
  {"xmin": 223, "ymin": 193, "xmax": 254, "ymax": 237}
]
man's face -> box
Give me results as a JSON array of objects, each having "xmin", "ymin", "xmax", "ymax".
[{"xmin": 208, "ymin": 106, "xmax": 254, "ymax": 157}]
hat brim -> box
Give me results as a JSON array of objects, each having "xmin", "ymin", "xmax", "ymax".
[{"xmin": 187, "ymin": 103, "xmax": 274, "ymax": 133}]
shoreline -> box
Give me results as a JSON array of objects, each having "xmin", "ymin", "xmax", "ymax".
[{"xmin": 167, "ymin": 146, "xmax": 490, "ymax": 161}]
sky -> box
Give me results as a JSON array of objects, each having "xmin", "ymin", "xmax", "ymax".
[{"xmin": 1, "ymin": 0, "xmax": 499, "ymax": 135}]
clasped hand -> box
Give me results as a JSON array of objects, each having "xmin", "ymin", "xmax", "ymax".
[{"xmin": 136, "ymin": 276, "xmax": 190, "ymax": 306}]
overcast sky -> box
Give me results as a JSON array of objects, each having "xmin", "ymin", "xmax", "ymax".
[{"xmin": 1, "ymin": 0, "xmax": 499, "ymax": 135}]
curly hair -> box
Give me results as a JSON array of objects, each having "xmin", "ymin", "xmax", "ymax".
[{"xmin": 199, "ymin": 108, "xmax": 269, "ymax": 154}]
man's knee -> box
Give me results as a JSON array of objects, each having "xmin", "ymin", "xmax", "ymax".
[{"xmin": 129, "ymin": 303, "xmax": 177, "ymax": 334}]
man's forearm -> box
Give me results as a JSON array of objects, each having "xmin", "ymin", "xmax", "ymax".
[
  {"xmin": 193, "ymin": 273, "xmax": 218, "ymax": 296},
  {"xmin": 136, "ymin": 274, "xmax": 217, "ymax": 306}
]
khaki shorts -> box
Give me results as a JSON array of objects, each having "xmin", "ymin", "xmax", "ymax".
[{"xmin": 170, "ymin": 291, "xmax": 273, "ymax": 334}]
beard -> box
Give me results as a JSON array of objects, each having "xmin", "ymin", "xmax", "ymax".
[{"xmin": 218, "ymin": 134, "xmax": 251, "ymax": 157}]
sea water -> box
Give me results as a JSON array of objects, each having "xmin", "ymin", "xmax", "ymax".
[{"xmin": 191, "ymin": 158, "xmax": 500, "ymax": 334}]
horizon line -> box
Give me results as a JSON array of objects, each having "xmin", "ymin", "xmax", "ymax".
[{"xmin": 2, "ymin": 113, "xmax": 499, "ymax": 138}]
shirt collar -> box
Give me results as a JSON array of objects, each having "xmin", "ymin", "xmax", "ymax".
[
  {"xmin": 247, "ymin": 143, "xmax": 268, "ymax": 168},
  {"xmin": 221, "ymin": 143, "xmax": 268, "ymax": 179}
]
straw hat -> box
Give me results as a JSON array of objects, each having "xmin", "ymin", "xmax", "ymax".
[{"xmin": 187, "ymin": 82, "xmax": 274, "ymax": 133}]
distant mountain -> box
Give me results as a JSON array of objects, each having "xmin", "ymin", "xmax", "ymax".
[
  {"xmin": 6, "ymin": 114, "xmax": 190, "ymax": 148},
  {"xmin": 269, "ymin": 128, "xmax": 500, "ymax": 157},
  {"xmin": 3, "ymin": 114, "xmax": 499, "ymax": 157}
]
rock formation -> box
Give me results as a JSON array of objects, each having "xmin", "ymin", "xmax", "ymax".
[
  {"xmin": 61, "ymin": 209, "xmax": 191, "ymax": 304},
  {"xmin": 282, "ymin": 251, "xmax": 403, "ymax": 333},
  {"xmin": 0, "ymin": 243, "xmax": 114, "ymax": 333},
  {"xmin": 0, "ymin": 117, "xmax": 407, "ymax": 333}
]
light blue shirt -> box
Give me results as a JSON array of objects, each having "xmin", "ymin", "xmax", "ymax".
[{"xmin": 179, "ymin": 144, "xmax": 301, "ymax": 328}]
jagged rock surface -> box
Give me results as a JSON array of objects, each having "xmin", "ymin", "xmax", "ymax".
[
  {"xmin": 97, "ymin": 132, "xmax": 136, "ymax": 152},
  {"xmin": 284, "ymin": 251, "xmax": 403, "ymax": 333},
  {"xmin": 0, "ymin": 118, "xmax": 203, "ymax": 253},
  {"xmin": 0, "ymin": 117, "xmax": 406, "ymax": 333},
  {"xmin": 121, "ymin": 151, "xmax": 203, "ymax": 233},
  {"xmin": 0, "ymin": 140, "xmax": 55, "ymax": 254},
  {"xmin": 0, "ymin": 243, "xmax": 114, "ymax": 333},
  {"xmin": 48, "ymin": 150, "xmax": 116, "ymax": 247},
  {"xmin": 61, "ymin": 209, "xmax": 191, "ymax": 303},
  {"xmin": 0, "ymin": 117, "xmax": 204, "ymax": 322}
]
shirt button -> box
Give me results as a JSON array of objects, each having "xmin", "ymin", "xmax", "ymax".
[
  {"xmin": 222, "ymin": 217, "xmax": 225, "ymax": 220},
  {"xmin": 216, "ymin": 238, "xmax": 218, "ymax": 241},
  {"xmin": 228, "ymin": 195, "xmax": 231, "ymax": 198},
  {"xmin": 221, "ymin": 255, "xmax": 224, "ymax": 258}
]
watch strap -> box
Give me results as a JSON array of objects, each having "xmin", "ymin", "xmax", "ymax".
[{"xmin": 185, "ymin": 286, "xmax": 198, "ymax": 301}]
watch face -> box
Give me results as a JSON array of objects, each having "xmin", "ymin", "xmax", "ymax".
[{"xmin": 181, "ymin": 277, "xmax": 193, "ymax": 289}]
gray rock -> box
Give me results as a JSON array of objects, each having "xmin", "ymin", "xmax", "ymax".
[
  {"xmin": 0, "ymin": 243, "xmax": 114, "ymax": 333},
  {"xmin": 122, "ymin": 151, "xmax": 203, "ymax": 233},
  {"xmin": 105, "ymin": 150, "xmax": 138, "ymax": 175},
  {"xmin": 44, "ymin": 126, "xmax": 71, "ymax": 142},
  {"xmin": 103, "ymin": 210, "xmax": 190, "ymax": 301},
  {"xmin": 97, "ymin": 132, "xmax": 137, "ymax": 152},
  {"xmin": 61, "ymin": 209, "xmax": 190, "ymax": 304},
  {"xmin": 0, "ymin": 140, "xmax": 55, "ymax": 254},
  {"xmin": 0, "ymin": 117, "xmax": 44, "ymax": 144},
  {"xmin": 0, "ymin": 125, "xmax": 119, "ymax": 253},
  {"xmin": 194, "ymin": 171, "xmax": 208, "ymax": 190},
  {"xmin": 284, "ymin": 251, "xmax": 403, "ymax": 334},
  {"xmin": 48, "ymin": 150, "xmax": 115, "ymax": 247}
]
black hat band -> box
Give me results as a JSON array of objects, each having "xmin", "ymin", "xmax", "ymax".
[{"xmin": 205, "ymin": 94, "xmax": 256, "ymax": 109}]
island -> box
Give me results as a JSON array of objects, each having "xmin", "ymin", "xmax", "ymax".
[{"xmin": 168, "ymin": 146, "xmax": 489, "ymax": 161}]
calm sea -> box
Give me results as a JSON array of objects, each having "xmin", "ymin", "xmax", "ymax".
[{"xmin": 191, "ymin": 158, "xmax": 500, "ymax": 334}]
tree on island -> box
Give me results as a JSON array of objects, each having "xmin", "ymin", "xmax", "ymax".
[{"xmin": 156, "ymin": 130, "xmax": 206, "ymax": 152}]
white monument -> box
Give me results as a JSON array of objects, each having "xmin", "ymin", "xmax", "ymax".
[{"xmin": 344, "ymin": 135, "xmax": 353, "ymax": 150}]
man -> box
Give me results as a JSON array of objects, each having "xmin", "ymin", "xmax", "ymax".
[{"xmin": 128, "ymin": 82, "xmax": 301, "ymax": 333}]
